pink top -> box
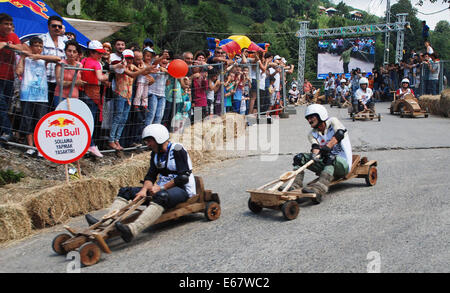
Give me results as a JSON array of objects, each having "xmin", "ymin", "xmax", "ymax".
[
  {"xmin": 193, "ymin": 77, "xmax": 208, "ymax": 107},
  {"xmin": 55, "ymin": 59, "xmax": 82, "ymax": 98}
]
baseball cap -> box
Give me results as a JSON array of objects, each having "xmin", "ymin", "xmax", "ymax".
[
  {"xmin": 110, "ymin": 53, "xmax": 122, "ymax": 64},
  {"xmin": 123, "ymin": 49, "xmax": 134, "ymax": 58},
  {"xmin": 88, "ymin": 40, "xmax": 106, "ymax": 53},
  {"xmin": 281, "ymin": 57, "xmax": 287, "ymax": 63},
  {"xmin": 274, "ymin": 55, "xmax": 281, "ymax": 60},
  {"xmin": 143, "ymin": 47, "xmax": 156, "ymax": 55},
  {"xmin": 144, "ymin": 38, "xmax": 154, "ymax": 47}
]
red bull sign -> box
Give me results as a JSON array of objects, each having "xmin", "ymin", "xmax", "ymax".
[
  {"xmin": 34, "ymin": 111, "xmax": 91, "ymax": 164},
  {"xmin": 1, "ymin": 0, "xmax": 49, "ymax": 19}
]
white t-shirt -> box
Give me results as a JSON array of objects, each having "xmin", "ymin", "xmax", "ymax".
[
  {"xmin": 20, "ymin": 58, "xmax": 48, "ymax": 102},
  {"xmin": 355, "ymin": 88, "xmax": 373, "ymax": 105},
  {"xmin": 259, "ymin": 70, "xmax": 266, "ymax": 90},
  {"xmin": 268, "ymin": 68, "xmax": 281, "ymax": 91},
  {"xmin": 308, "ymin": 117, "xmax": 353, "ymax": 173}
]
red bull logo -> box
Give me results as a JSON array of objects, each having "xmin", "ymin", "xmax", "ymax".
[
  {"xmin": 46, "ymin": 117, "xmax": 79, "ymax": 138},
  {"xmin": 2, "ymin": 0, "xmax": 49, "ymax": 19},
  {"xmin": 48, "ymin": 117, "xmax": 75, "ymax": 128}
]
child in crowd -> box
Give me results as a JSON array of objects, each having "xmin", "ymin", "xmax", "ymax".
[
  {"xmin": 15, "ymin": 36, "xmax": 61, "ymax": 156},
  {"xmin": 224, "ymin": 72, "xmax": 236, "ymax": 113},
  {"xmin": 133, "ymin": 48, "xmax": 155, "ymax": 111}
]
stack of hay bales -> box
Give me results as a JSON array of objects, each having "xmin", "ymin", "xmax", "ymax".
[
  {"xmin": 419, "ymin": 89, "xmax": 450, "ymax": 117},
  {"xmin": 440, "ymin": 89, "xmax": 450, "ymax": 117},
  {"xmin": 0, "ymin": 113, "xmax": 248, "ymax": 242},
  {"xmin": 419, "ymin": 95, "xmax": 441, "ymax": 115}
]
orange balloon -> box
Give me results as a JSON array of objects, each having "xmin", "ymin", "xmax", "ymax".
[{"xmin": 168, "ymin": 59, "xmax": 189, "ymax": 79}]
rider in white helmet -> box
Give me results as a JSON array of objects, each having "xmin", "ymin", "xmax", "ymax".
[
  {"xmin": 354, "ymin": 77, "xmax": 374, "ymax": 113},
  {"xmin": 85, "ymin": 124, "xmax": 196, "ymax": 243},
  {"xmin": 336, "ymin": 79, "xmax": 350, "ymax": 104},
  {"xmin": 396, "ymin": 78, "xmax": 415, "ymax": 99},
  {"xmin": 291, "ymin": 104, "xmax": 353, "ymax": 199}
]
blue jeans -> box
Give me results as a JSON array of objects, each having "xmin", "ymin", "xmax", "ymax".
[
  {"xmin": 110, "ymin": 94, "xmax": 131, "ymax": 143},
  {"xmin": 0, "ymin": 79, "xmax": 14, "ymax": 136},
  {"xmin": 80, "ymin": 96, "xmax": 100, "ymax": 147},
  {"xmin": 146, "ymin": 94, "xmax": 166, "ymax": 125}
]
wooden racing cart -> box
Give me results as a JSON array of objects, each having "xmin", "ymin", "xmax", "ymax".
[
  {"xmin": 390, "ymin": 93, "xmax": 429, "ymax": 118},
  {"xmin": 352, "ymin": 108, "xmax": 381, "ymax": 122},
  {"xmin": 247, "ymin": 155, "xmax": 378, "ymax": 220},
  {"xmin": 51, "ymin": 176, "xmax": 220, "ymax": 266}
]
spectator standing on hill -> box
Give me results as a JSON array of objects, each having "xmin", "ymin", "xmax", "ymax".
[
  {"xmin": 15, "ymin": 36, "xmax": 61, "ymax": 156},
  {"xmin": 422, "ymin": 21, "xmax": 430, "ymax": 42},
  {"xmin": 0, "ymin": 13, "xmax": 25, "ymax": 143},
  {"xmin": 425, "ymin": 41, "xmax": 434, "ymax": 55}
]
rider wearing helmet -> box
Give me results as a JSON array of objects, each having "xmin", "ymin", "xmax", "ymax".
[
  {"xmin": 291, "ymin": 104, "xmax": 353, "ymax": 199},
  {"xmin": 354, "ymin": 77, "xmax": 374, "ymax": 113},
  {"xmin": 85, "ymin": 124, "xmax": 196, "ymax": 242},
  {"xmin": 336, "ymin": 79, "xmax": 350, "ymax": 104},
  {"xmin": 396, "ymin": 78, "xmax": 415, "ymax": 99}
]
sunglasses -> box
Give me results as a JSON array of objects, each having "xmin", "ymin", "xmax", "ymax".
[{"xmin": 51, "ymin": 24, "xmax": 63, "ymax": 29}]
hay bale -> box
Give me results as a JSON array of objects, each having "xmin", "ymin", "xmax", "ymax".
[
  {"xmin": 24, "ymin": 178, "xmax": 116, "ymax": 228},
  {"xmin": 440, "ymin": 89, "xmax": 450, "ymax": 117},
  {"xmin": 0, "ymin": 204, "xmax": 32, "ymax": 242},
  {"xmin": 419, "ymin": 95, "xmax": 441, "ymax": 116}
]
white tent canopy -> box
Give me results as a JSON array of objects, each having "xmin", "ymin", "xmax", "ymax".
[{"xmin": 64, "ymin": 18, "xmax": 131, "ymax": 41}]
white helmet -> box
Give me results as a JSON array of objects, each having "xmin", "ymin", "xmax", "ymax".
[
  {"xmin": 340, "ymin": 79, "xmax": 346, "ymax": 83},
  {"xmin": 401, "ymin": 78, "xmax": 410, "ymax": 84},
  {"xmin": 142, "ymin": 124, "xmax": 170, "ymax": 144},
  {"xmin": 305, "ymin": 104, "xmax": 329, "ymax": 122},
  {"xmin": 359, "ymin": 77, "xmax": 369, "ymax": 85}
]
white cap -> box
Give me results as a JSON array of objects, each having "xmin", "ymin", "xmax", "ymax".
[
  {"xmin": 274, "ymin": 55, "xmax": 281, "ymax": 60},
  {"xmin": 401, "ymin": 78, "xmax": 410, "ymax": 84},
  {"xmin": 143, "ymin": 47, "xmax": 155, "ymax": 54},
  {"xmin": 340, "ymin": 79, "xmax": 346, "ymax": 83},
  {"xmin": 88, "ymin": 40, "xmax": 106, "ymax": 53},
  {"xmin": 110, "ymin": 53, "xmax": 122, "ymax": 64},
  {"xmin": 281, "ymin": 57, "xmax": 287, "ymax": 63},
  {"xmin": 123, "ymin": 49, "xmax": 134, "ymax": 58}
]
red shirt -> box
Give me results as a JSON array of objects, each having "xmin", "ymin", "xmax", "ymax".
[{"xmin": 0, "ymin": 32, "xmax": 21, "ymax": 81}]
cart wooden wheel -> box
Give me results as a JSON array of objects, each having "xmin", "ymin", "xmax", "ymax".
[
  {"xmin": 205, "ymin": 201, "xmax": 221, "ymax": 221},
  {"xmin": 248, "ymin": 198, "xmax": 263, "ymax": 214},
  {"xmin": 79, "ymin": 242, "xmax": 102, "ymax": 267},
  {"xmin": 365, "ymin": 166, "xmax": 378, "ymax": 186},
  {"xmin": 52, "ymin": 233, "xmax": 72, "ymax": 255},
  {"xmin": 281, "ymin": 201, "xmax": 300, "ymax": 220}
]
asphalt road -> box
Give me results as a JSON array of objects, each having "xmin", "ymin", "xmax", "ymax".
[{"xmin": 1, "ymin": 102, "xmax": 449, "ymax": 273}]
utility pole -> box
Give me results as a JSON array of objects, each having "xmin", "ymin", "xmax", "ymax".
[{"xmin": 383, "ymin": 0, "xmax": 391, "ymax": 65}]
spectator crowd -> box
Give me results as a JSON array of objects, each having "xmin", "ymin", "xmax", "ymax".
[{"xmin": 0, "ymin": 13, "xmax": 296, "ymax": 158}]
